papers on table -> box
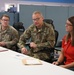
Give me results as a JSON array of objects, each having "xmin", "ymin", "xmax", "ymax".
[{"xmin": 22, "ymin": 58, "xmax": 42, "ymax": 65}]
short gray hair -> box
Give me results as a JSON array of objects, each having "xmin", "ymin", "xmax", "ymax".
[{"xmin": 32, "ymin": 11, "xmax": 43, "ymax": 17}]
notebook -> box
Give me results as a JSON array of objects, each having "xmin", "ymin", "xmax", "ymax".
[{"xmin": 22, "ymin": 58, "xmax": 42, "ymax": 65}]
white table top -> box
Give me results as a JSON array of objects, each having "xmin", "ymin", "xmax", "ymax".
[{"xmin": 0, "ymin": 46, "xmax": 74, "ymax": 75}]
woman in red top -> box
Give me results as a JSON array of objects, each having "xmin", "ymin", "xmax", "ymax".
[{"xmin": 53, "ymin": 16, "xmax": 74, "ymax": 71}]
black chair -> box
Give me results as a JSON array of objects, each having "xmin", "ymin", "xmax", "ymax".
[
  {"xmin": 54, "ymin": 30, "xmax": 59, "ymax": 46},
  {"xmin": 13, "ymin": 22, "xmax": 25, "ymax": 52},
  {"xmin": 54, "ymin": 40, "xmax": 62, "ymax": 60},
  {"xmin": 43, "ymin": 19, "xmax": 55, "ymax": 29},
  {"xmin": 13, "ymin": 22, "xmax": 25, "ymax": 36},
  {"xmin": 43, "ymin": 19, "xmax": 59, "ymax": 63},
  {"xmin": 55, "ymin": 40, "xmax": 62, "ymax": 47},
  {"xmin": 44, "ymin": 19, "xmax": 59, "ymax": 46}
]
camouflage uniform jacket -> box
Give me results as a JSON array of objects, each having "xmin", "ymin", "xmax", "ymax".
[
  {"xmin": 0, "ymin": 25, "xmax": 19, "ymax": 49},
  {"xmin": 18, "ymin": 22, "xmax": 55, "ymax": 60}
]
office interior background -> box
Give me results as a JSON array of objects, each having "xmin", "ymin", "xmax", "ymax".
[{"xmin": 0, "ymin": 0, "xmax": 74, "ymax": 41}]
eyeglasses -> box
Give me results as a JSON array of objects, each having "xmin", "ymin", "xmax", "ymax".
[
  {"xmin": 1, "ymin": 19, "xmax": 9, "ymax": 22},
  {"xmin": 33, "ymin": 18, "xmax": 40, "ymax": 21}
]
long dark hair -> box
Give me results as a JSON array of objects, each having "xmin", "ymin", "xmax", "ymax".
[{"xmin": 66, "ymin": 16, "xmax": 74, "ymax": 46}]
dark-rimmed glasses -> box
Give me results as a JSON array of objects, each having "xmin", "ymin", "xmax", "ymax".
[
  {"xmin": 1, "ymin": 19, "xmax": 9, "ymax": 22},
  {"xmin": 33, "ymin": 18, "xmax": 41, "ymax": 21}
]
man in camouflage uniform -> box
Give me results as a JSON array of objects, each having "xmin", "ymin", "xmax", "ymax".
[
  {"xmin": 18, "ymin": 11, "xmax": 55, "ymax": 61},
  {"xmin": 0, "ymin": 14, "xmax": 19, "ymax": 50}
]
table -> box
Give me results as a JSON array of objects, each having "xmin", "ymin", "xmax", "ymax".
[{"xmin": 0, "ymin": 46, "xmax": 74, "ymax": 75}]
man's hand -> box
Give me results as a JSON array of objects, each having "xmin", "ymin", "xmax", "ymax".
[
  {"xmin": 21, "ymin": 47, "xmax": 28, "ymax": 54},
  {"xmin": 0, "ymin": 42, "xmax": 6, "ymax": 46},
  {"xmin": 30, "ymin": 42, "xmax": 37, "ymax": 48}
]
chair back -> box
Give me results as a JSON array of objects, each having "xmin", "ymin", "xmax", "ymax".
[
  {"xmin": 43, "ymin": 19, "xmax": 59, "ymax": 46},
  {"xmin": 43, "ymin": 19, "xmax": 55, "ymax": 29},
  {"xmin": 13, "ymin": 22, "xmax": 25, "ymax": 36},
  {"xmin": 54, "ymin": 30, "xmax": 59, "ymax": 46},
  {"xmin": 43, "ymin": 19, "xmax": 59, "ymax": 63}
]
